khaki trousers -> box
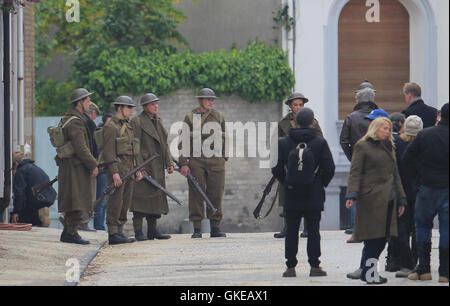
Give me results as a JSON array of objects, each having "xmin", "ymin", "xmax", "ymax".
[
  {"xmin": 106, "ymin": 178, "xmax": 134, "ymax": 235},
  {"xmin": 188, "ymin": 157, "xmax": 225, "ymax": 227}
]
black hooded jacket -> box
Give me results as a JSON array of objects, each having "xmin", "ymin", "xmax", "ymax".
[
  {"xmin": 13, "ymin": 159, "xmax": 54, "ymax": 214},
  {"xmin": 403, "ymin": 120, "xmax": 449, "ymax": 189},
  {"xmin": 272, "ymin": 128, "xmax": 335, "ymax": 212}
]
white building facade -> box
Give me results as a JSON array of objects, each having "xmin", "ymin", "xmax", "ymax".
[{"xmin": 282, "ymin": 0, "xmax": 449, "ymax": 229}]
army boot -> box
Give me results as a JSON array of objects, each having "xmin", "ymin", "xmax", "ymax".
[
  {"xmin": 210, "ymin": 227, "xmax": 226, "ymax": 238},
  {"xmin": 108, "ymin": 224, "xmax": 129, "ymax": 245},
  {"xmin": 191, "ymin": 228, "xmax": 202, "ymax": 239},
  {"xmin": 408, "ymin": 242, "xmax": 432, "ymax": 281},
  {"xmin": 439, "ymin": 248, "xmax": 449, "ymax": 283},
  {"xmin": 133, "ymin": 218, "xmax": 147, "ymax": 241},
  {"xmin": 147, "ymin": 217, "xmax": 171, "ymax": 240},
  {"xmin": 118, "ymin": 224, "xmax": 136, "ymax": 243},
  {"xmin": 60, "ymin": 228, "xmax": 90, "ymax": 245},
  {"xmin": 274, "ymin": 225, "xmax": 286, "ymax": 239}
]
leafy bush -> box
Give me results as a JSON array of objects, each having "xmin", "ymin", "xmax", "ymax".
[
  {"xmin": 81, "ymin": 42, "xmax": 295, "ymax": 112},
  {"xmin": 35, "ymin": 79, "xmax": 76, "ymax": 116},
  {"xmin": 36, "ymin": 43, "xmax": 295, "ymax": 114}
]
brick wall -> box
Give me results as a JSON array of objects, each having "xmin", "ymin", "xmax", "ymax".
[{"xmin": 124, "ymin": 89, "xmax": 285, "ymax": 234}]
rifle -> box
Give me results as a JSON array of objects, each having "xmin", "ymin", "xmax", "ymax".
[
  {"xmin": 31, "ymin": 159, "xmax": 121, "ymax": 197},
  {"xmin": 253, "ymin": 175, "xmax": 279, "ymax": 220},
  {"xmin": 142, "ymin": 174, "xmax": 183, "ymax": 206},
  {"xmin": 173, "ymin": 159, "xmax": 217, "ymax": 214},
  {"xmin": 94, "ymin": 154, "xmax": 159, "ymax": 209}
]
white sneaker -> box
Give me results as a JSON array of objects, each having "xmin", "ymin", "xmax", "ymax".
[{"xmin": 347, "ymin": 268, "xmax": 362, "ymax": 280}]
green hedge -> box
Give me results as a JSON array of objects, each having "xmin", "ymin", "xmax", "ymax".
[{"xmin": 36, "ymin": 43, "xmax": 295, "ymax": 114}]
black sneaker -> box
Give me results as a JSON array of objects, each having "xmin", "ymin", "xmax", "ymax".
[
  {"xmin": 274, "ymin": 227, "xmax": 286, "ymax": 239},
  {"xmin": 366, "ymin": 276, "xmax": 388, "ymax": 285}
]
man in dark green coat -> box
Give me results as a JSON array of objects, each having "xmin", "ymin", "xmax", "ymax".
[
  {"xmin": 57, "ymin": 88, "xmax": 98, "ymax": 244},
  {"xmin": 131, "ymin": 93, "xmax": 174, "ymax": 241}
]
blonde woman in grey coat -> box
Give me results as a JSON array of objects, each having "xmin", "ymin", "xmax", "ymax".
[{"xmin": 345, "ymin": 117, "xmax": 407, "ymax": 284}]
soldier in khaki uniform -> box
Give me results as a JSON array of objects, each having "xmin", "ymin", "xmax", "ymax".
[
  {"xmin": 57, "ymin": 88, "xmax": 98, "ymax": 244},
  {"xmin": 131, "ymin": 93, "xmax": 174, "ymax": 241},
  {"xmin": 274, "ymin": 93, "xmax": 323, "ymax": 239},
  {"xmin": 103, "ymin": 96, "xmax": 142, "ymax": 245},
  {"xmin": 179, "ymin": 88, "xmax": 227, "ymax": 238}
]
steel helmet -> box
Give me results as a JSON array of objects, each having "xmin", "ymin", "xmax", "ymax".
[
  {"xmin": 70, "ymin": 88, "xmax": 92, "ymax": 104},
  {"xmin": 112, "ymin": 96, "xmax": 136, "ymax": 107},
  {"xmin": 196, "ymin": 88, "xmax": 217, "ymax": 99},
  {"xmin": 284, "ymin": 92, "xmax": 309, "ymax": 105},
  {"xmin": 140, "ymin": 93, "xmax": 160, "ymax": 106}
]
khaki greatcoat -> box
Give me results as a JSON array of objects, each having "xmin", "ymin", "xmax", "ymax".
[
  {"xmin": 131, "ymin": 112, "xmax": 173, "ymax": 215},
  {"xmin": 57, "ymin": 108, "xmax": 98, "ymax": 213},
  {"xmin": 347, "ymin": 138, "xmax": 406, "ymax": 241}
]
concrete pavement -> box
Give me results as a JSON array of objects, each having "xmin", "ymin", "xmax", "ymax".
[
  {"xmin": 79, "ymin": 230, "xmax": 447, "ymax": 286},
  {"xmin": 0, "ymin": 227, "xmax": 447, "ymax": 286},
  {"xmin": 0, "ymin": 227, "xmax": 107, "ymax": 286}
]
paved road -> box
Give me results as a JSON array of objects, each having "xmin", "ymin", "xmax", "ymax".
[
  {"xmin": 79, "ymin": 231, "xmax": 447, "ymax": 286},
  {"xmin": 0, "ymin": 227, "xmax": 106, "ymax": 286}
]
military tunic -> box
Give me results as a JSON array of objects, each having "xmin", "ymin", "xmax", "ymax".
[
  {"xmin": 131, "ymin": 112, "xmax": 173, "ymax": 216},
  {"xmin": 56, "ymin": 108, "xmax": 98, "ymax": 234},
  {"xmin": 179, "ymin": 108, "xmax": 227, "ymax": 228},
  {"xmin": 103, "ymin": 116, "xmax": 138, "ymax": 234}
]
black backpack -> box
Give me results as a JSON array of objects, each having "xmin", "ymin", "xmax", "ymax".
[{"xmin": 286, "ymin": 140, "xmax": 318, "ymax": 185}]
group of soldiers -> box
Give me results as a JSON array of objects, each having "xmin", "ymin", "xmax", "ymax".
[{"xmin": 56, "ymin": 88, "xmax": 226, "ymax": 245}]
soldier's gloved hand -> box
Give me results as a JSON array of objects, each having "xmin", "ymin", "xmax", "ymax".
[
  {"xmin": 91, "ymin": 167, "xmax": 99, "ymax": 177},
  {"xmin": 113, "ymin": 173, "xmax": 122, "ymax": 187},
  {"xmin": 181, "ymin": 165, "xmax": 190, "ymax": 177},
  {"xmin": 167, "ymin": 166, "xmax": 174, "ymax": 174}
]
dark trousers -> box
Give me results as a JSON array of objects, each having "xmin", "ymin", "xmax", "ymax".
[
  {"xmin": 360, "ymin": 238, "xmax": 387, "ymax": 281},
  {"xmin": 285, "ymin": 210, "xmax": 321, "ymax": 268},
  {"xmin": 15, "ymin": 207, "xmax": 42, "ymax": 226},
  {"xmin": 386, "ymin": 203, "xmax": 416, "ymax": 270}
]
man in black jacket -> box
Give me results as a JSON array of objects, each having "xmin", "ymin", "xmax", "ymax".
[
  {"xmin": 272, "ymin": 108, "xmax": 335, "ymax": 278},
  {"xmin": 11, "ymin": 153, "xmax": 56, "ymax": 226},
  {"xmin": 402, "ymin": 83, "xmax": 438, "ymax": 128},
  {"xmin": 403, "ymin": 103, "xmax": 449, "ymax": 283}
]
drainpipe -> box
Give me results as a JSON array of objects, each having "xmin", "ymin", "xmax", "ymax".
[
  {"xmin": 2, "ymin": 10, "xmax": 11, "ymax": 220},
  {"xmin": 282, "ymin": 0, "xmax": 296, "ymax": 117},
  {"xmin": 17, "ymin": 6, "xmax": 25, "ymax": 149}
]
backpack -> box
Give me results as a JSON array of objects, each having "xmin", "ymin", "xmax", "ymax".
[
  {"xmin": 286, "ymin": 140, "xmax": 318, "ymax": 185},
  {"xmin": 47, "ymin": 116, "xmax": 79, "ymax": 159},
  {"xmin": 32, "ymin": 186, "xmax": 57, "ymax": 209}
]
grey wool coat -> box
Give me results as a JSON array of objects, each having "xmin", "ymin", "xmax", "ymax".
[
  {"xmin": 57, "ymin": 108, "xmax": 98, "ymax": 213},
  {"xmin": 346, "ymin": 138, "xmax": 406, "ymax": 241},
  {"xmin": 130, "ymin": 112, "xmax": 174, "ymax": 215}
]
